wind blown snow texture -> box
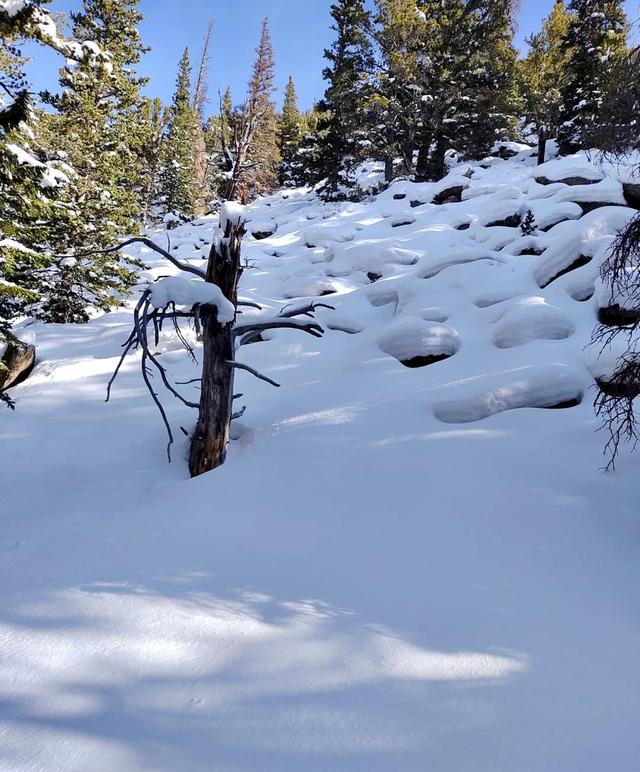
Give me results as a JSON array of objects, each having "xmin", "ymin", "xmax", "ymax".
[{"xmin": 1, "ymin": 148, "xmax": 640, "ymax": 771}]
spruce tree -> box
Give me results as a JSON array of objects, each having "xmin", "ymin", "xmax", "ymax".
[
  {"xmin": 414, "ymin": 0, "xmax": 521, "ymax": 181},
  {"xmin": 244, "ymin": 18, "xmax": 280, "ymax": 198},
  {"xmin": 222, "ymin": 19, "xmax": 280, "ymax": 201},
  {"xmin": 0, "ymin": 0, "xmax": 104, "ymax": 337},
  {"xmin": 159, "ymin": 48, "xmax": 199, "ymax": 221},
  {"xmin": 138, "ymin": 97, "xmax": 168, "ymax": 225},
  {"xmin": 557, "ymin": 0, "xmax": 628, "ymax": 154},
  {"xmin": 204, "ymin": 86, "xmax": 234, "ymax": 202},
  {"xmin": 316, "ymin": 0, "xmax": 375, "ymax": 197},
  {"xmin": 518, "ymin": 1, "xmax": 572, "ymax": 162},
  {"xmin": 41, "ymin": 0, "xmax": 148, "ymax": 323},
  {"xmin": 374, "ymin": 0, "xmax": 431, "ymax": 180},
  {"xmin": 278, "ymin": 76, "xmax": 305, "ymax": 186}
]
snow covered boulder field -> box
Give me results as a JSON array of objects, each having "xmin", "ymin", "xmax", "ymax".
[{"xmin": 2, "ymin": 150, "xmax": 640, "ymax": 771}]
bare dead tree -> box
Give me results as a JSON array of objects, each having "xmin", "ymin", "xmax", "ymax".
[
  {"xmin": 96, "ymin": 209, "xmax": 330, "ymax": 476},
  {"xmin": 192, "ymin": 21, "xmax": 214, "ymax": 216},
  {"xmin": 194, "ymin": 20, "xmax": 214, "ymax": 121},
  {"xmin": 593, "ymin": 214, "xmax": 640, "ymax": 469},
  {"xmin": 589, "ymin": 44, "xmax": 640, "ymax": 467}
]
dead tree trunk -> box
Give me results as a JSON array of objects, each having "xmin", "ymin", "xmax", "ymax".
[
  {"xmin": 537, "ymin": 126, "xmax": 547, "ymax": 166},
  {"xmin": 189, "ymin": 219, "xmax": 245, "ymax": 476}
]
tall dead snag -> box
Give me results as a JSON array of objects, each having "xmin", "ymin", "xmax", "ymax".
[
  {"xmin": 188, "ymin": 214, "xmax": 244, "ymax": 476},
  {"xmin": 94, "ymin": 205, "xmax": 329, "ymax": 476},
  {"xmin": 193, "ymin": 20, "xmax": 214, "ymax": 216}
]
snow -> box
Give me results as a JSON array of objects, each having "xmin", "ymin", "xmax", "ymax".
[
  {"xmin": 2, "ymin": 149, "xmax": 640, "ymax": 771},
  {"xmin": 148, "ymin": 276, "xmax": 235, "ymax": 323},
  {"xmin": 535, "ymin": 154, "xmax": 604, "ymax": 182},
  {"xmin": 219, "ymin": 201, "xmax": 246, "ymax": 231},
  {"xmin": 0, "ymin": 0, "xmax": 28, "ymax": 16}
]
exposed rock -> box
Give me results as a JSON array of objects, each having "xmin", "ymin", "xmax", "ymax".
[
  {"xmin": 535, "ymin": 176, "xmax": 601, "ymax": 187},
  {"xmin": 538, "ymin": 255, "xmax": 593, "ymax": 289},
  {"xmin": 486, "ymin": 213, "xmax": 522, "ymax": 228},
  {"xmin": 517, "ymin": 247, "xmax": 545, "ymax": 256},
  {"xmin": 597, "ymin": 304, "xmax": 640, "ymax": 327},
  {"xmin": 252, "ymin": 228, "xmax": 276, "ymax": 241},
  {"xmin": 432, "ymin": 185, "xmax": 466, "ymax": 205},
  {"xmin": 393, "ymin": 193, "xmax": 406, "ymax": 200},
  {"xmin": 623, "ymin": 183, "xmax": 640, "ymax": 211},
  {"xmin": 400, "ymin": 353, "xmax": 452, "ymax": 369},
  {"xmin": 410, "ymin": 199, "xmax": 427, "ymax": 209},
  {"xmin": 0, "ymin": 341, "xmax": 36, "ymax": 392},
  {"xmin": 575, "ymin": 201, "xmax": 627, "ymax": 215},
  {"xmin": 491, "ymin": 145, "xmax": 519, "ymax": 160}
]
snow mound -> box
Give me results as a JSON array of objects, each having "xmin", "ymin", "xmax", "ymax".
[
  {"xmin": 148, "ymin": 276, "xmax": 235, "ymax": 323},
  {"xmin": 433, "ymin": 364, "xmax": 587, "ymax": 423},
  {"xmin": 3, "ymin": 147, "xmax": 640, "ymax": 771}
]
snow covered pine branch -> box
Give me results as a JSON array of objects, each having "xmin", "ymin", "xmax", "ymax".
[{"xmin": 106, "ymin": 203, "xmax": 330, "ymax": 477}]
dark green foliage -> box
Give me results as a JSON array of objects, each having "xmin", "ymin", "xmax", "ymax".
[
  {"xmin": 278, "ymin": 76, "xmax": 305, "ymax": 186},
  {"xmin": 520, "ymin": 210, "xmax": 537, "ymax": 236},
  {"xmin": 557, "ymin": 0, "xmax": 628, "ymax": 154},
  {"xmin": 414, "ymin": 0, "xmax": 521, "ymax": 182},
  {"xmin": 159, "ymin": 48, "xmax": 199, "ymax": 221},
  {"xmin": 40, "ymin": 0, "xmax": 148, "ymax": 322},
  {"xmin": 316, "ymin": 0, "xmax": 375, "ymax": 197}
]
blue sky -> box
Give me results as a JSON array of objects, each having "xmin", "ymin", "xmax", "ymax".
[{"xmin": 27, "ymin": 0, "xmax": 639, "ymax": 115}]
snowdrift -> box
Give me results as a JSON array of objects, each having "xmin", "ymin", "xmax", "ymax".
[{"xmin": 1, "ymin": 149, "xmax": 640, "ymax": 771}]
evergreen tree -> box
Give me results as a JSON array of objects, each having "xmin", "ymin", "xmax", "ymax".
[
  {"xmin": 204, "ymin": 86, "xmax": 233, "ymax": 203},
  {"xmin": 41, "ymin": 0, "xmax": 148, "ymax": 322},
  {"xmin": 0, "ymin": 0, "xmax": 108, "ymax": 338},
  {"xmin": 414, "ymin": 0, "xmax": 521, "ymax": 181},
  {"xmin": 518, "ymin": 1, "xmax": 572, "ymax": 162},
  {"xmin": 373, "ymin": 0, "xmax": 431, "ymax": 180},
  {"xmin": 557, "ymin": 0, "xmax": 628, "ymax": 154},
  {"xmin": 244, "ymin": 18, "xmax": 280, "ymax": 198},
  {"xmin": 138, "ymin": 97, "xmax": 168, "ymax": 225},
  {"xmin": 278, "ymin": 76, "xmax": 305, "ymax": 186},
  {"xmin": 222, "ymin": 18, "xmax": 280, "ymax": 201},
  {"xmin": 159, "ymin": 48, "xmax": 199, "ymax": 221},
  {"xmin": 316, "ymin": 0, "xmax": 375, "ymax": 197}
]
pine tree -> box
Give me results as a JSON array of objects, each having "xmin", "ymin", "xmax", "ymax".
[
  {"xmin": 138, "ymin": 97, "xmax": 168, "ymax": 224},
  {"xmin": 373, "ymin": 0, "xmax": 431, "ymax": 180},
  {"xmin": 278, "ymin": 76, "xmax": 305, "ymax": 186},
  {"xmin": 557, "ymin": 0, "xmax": 628, "ymax": 155},
  {"xmin": 0, "ymin": 0, "xmax": 107, "ymax": 338},
  {"xmin": 40, "ymin": 0, "xmax": 148, "ymax": 323},
  {"xmin": 414, "ymin": 0, "xmax": 521, "ymax": 181},
  {"xmin": 316, "ymin": 0, "xmax": 375, "ymax": 197},
  {"xmin": 518, "ymin": 1, "xmax": 572, "ymax": 162},
  {"xmin": 159, "ymin": 48, "xmax": 199, "ymax": 221},
  {"xmin": 204, "ymin": 86, "xmax": 233, "ymax": 203},
  {"xmin": 244, "ymin": 18, "xmax": 280, "ymax": 198},
  {"xmin": 222, "ymin": 19, "xmax": 280, "ymax": 201}
]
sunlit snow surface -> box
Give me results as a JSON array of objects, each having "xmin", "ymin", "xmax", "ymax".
[{"xmin": 2, "ymin": 149, "xmax": 640, "ymax": 771}]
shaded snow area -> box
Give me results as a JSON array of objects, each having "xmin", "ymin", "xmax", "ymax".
[{"xmin": 2, "ymin": 149, "xmax": 640, "ymax": 771}]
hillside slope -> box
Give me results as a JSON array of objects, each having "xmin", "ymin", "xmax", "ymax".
[{"xmin": 1, "ymin": 147, "xmax": 640, "ymax": 771}]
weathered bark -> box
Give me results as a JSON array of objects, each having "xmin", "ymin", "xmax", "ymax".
[
  {"xmin": 188, "ymin": 220, "xmax": 245, "ymax": 476},
  {"xmin": 537, "ymin": 127, "xmax": 547, "ymax": 166},
  {"xmin": 384, "ymin": 156, "xmax": 394, "ymax": 183},
  {"xmin": 0, "ymin": 340, "xmax": 36, "ymax": 392}
]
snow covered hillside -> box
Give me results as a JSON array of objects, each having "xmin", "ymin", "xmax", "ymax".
[{"xmin": 2, "ymin": 147, "xmax": 640, "ymax": 771}]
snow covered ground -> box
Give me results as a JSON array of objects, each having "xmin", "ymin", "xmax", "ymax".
[{"xmin": 2, "ymin": 148, "xmax": 640, "ymax": 771}]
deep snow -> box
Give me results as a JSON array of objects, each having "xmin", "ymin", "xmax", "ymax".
[{"xmin": 1, "ymin": 148, "xmax": 640, "ymax": 771}]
